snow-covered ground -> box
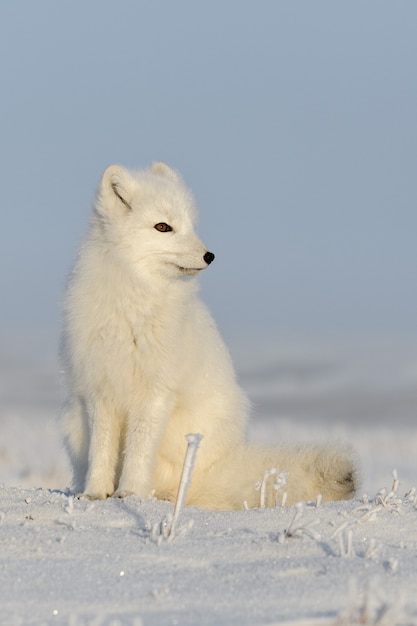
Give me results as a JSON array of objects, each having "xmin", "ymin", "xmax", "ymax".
[{"xmin": 1, "ymin": 331, "xmax": 416, "ymax": 625}]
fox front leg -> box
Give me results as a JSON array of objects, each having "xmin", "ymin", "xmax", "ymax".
[
  {"xmin": 81, "ymin": 401, "xmax": 121, "ymax": 500},
  {"xmin": 114, "ymin": 397, "xmax": 173, "ymax": 499}
]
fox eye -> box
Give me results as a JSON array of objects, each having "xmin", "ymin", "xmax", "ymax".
[{"xmin": 154, "ymin": 222, "xmax": 173, "ymax": 232}]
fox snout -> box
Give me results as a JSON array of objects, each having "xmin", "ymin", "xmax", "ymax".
[{"xmin": 204, "ymin": 251, "xmax": 215, "ymax": 265}]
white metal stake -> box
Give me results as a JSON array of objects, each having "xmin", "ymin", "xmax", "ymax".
[{"xmin": 168, "ymin": 433, "xmax": 203, "ymax": 539}]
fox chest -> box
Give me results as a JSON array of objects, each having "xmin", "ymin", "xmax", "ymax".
[{"xmin": 90, "ymin": 319, "xmax": 184, "ymax": 400}]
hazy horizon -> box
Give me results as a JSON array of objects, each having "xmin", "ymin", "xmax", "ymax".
[{"xmin": 1, "ymin": 1, "xmax": 416, "ymax": 343}]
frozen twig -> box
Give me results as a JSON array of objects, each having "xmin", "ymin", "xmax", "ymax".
[
  {"xmin": 254, "ymin": 468, "xmax": 288, "ymax": 508},
  {"xmin": 281, "ymin": 502, "xmax": 303, "ymax": 540},
  {"xmin": 335, "ymin": 579, "xmax": 410, "ymax": 625},
  {"xmin": 260, "ymin": 468, "xmax": 277, "ymax": 507},
  {"xmin": 334, "ymin": 470, "xmax": 414, "ymax": 546},
  {"xmin": 338, "ymin": 529, "xmax": 354, "ymax": 557},
  {"xmin": 256, "ymin": 467, "xmax": 278, "ymax": 508},
  {"xmin": 374, "ymin": 469, "xmax": 402, "ymax": 513},
  {"xmin": 274, "ymin": 471, "xmax": 289, "ymax": 506},
  {"xmin": 364, "ymin": 537, "xmax": 381, "ymax": 560},
  {"xmin": 391, "ymin": 468, "xmax": 399, "ymax": 493},
  {"xmin": 404, "ymin": 487, "xmax": 416, "ymax": 504},
  {"xmin": 278, "ymin": 502, "xmax": 321, "ymax": 543}
]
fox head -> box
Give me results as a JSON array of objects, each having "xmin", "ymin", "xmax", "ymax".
[{"xmin": 93, "ymin": 162, "xmax": 215, "ymax": 279}]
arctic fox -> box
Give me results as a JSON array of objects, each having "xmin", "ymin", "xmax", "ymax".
[{"xmin": 61, "ymin": 162, "xmax": 356, "ymax": 509}]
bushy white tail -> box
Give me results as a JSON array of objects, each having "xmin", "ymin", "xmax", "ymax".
[{"xmin": 156, "ymin": 442, "xmax": 357, "ymax": 510}]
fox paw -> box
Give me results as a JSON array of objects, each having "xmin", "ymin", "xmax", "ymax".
[
  {"xmin": 113, "ymin": 489, "xmax": 135, "ymax": 499},
  {"xmin": 76, "ymin": 490, "xmax": 112, "ymax": 500}
]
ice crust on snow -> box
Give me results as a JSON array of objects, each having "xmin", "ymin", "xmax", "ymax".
[
  {"xmin": 0, "ymin": 483, "xmax": 416, "ymax": 625},
  {"xmin": 1, "ymin": 333, "xmax": 417, "ymax": 625}
]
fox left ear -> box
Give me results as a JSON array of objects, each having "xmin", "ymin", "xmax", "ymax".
[
  {"xmin": 97, "ymin": 164, "xmax": 134, "ymax": 215},
  {"xmin": 149, "ymin": 161, "xmax": 181, "ymax": 182}
]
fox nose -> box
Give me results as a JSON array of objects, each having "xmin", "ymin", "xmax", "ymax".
[{"xmin": 204, "ymin": 251, "xmax": 215, "ymax": 265}]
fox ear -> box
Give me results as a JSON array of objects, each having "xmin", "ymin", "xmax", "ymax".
[
  {"xmin": 97, "ymin": 164, "xmax": 134, "ymax": 214},
  {"xmin": 149, "ymin": 161, "xmax": 181, "ymax": 182}
]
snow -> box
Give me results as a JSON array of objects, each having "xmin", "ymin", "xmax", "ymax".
[
  {"xmin": 1, "ymin": 333, "xmax": 417, "ymax": 626},
  {"xmin": 1, "ymin": 482, "xmax": 416, "ymax": 625}
]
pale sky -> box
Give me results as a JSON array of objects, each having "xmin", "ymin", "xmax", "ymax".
[{"xmin": 1, "ymin": 1, "xmax": 416, "ymax": 340}]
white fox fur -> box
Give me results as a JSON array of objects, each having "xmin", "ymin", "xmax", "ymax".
[{"xmin": 61, "ymin": 162, "xmax": 357, "ymax": 509}]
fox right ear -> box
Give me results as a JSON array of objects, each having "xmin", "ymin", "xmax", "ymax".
[
  {"xmin": 149, "ymin": 161, "xmax": 181, "ymax": 182},
  {"xmin": 96, "ymin": 164, "xmax": 134, "ymax": 215}
]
